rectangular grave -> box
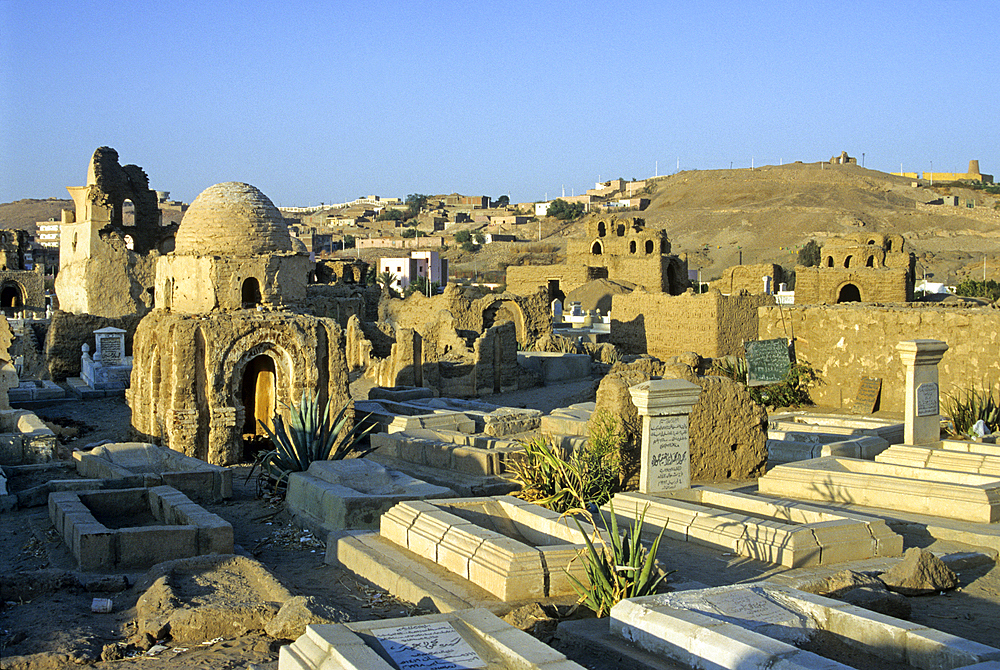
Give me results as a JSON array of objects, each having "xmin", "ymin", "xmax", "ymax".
[
  {"xmin": 608, "ymin": 487, "xmax": 901, "ymax": 568},
  {"xmin": 759, "ymin": 456, "xmax": 1000, "ymax": 523},
  {"xmin": 379, "ymin": 496, "xmax": 606, "ymax": 602},
  {"xmin": 48, "ymin": 485, "xmax": 233, "ymax": 570},
  {"xmin": 279, "ymin": 608, "xmax": 585, "ymax": 670},
  {"xmin": 612, "ymin": 583, "xmax": 1000, "ymax": 670}
]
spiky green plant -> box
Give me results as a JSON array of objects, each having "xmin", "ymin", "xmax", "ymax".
[
  {"xmin": 565, "ymin": 500, "xmax": 671, "ymax": 617},
  {"xmin": 248, "ymin": 393, "xmax": 376, "ymax": 493},
  {"xmin": 507, "ymin": 436, "xmax": 588, "ymax": 514},
  {"xmin": 943, "ymin": 386, "xmax": 1000, "ymax": 437}
]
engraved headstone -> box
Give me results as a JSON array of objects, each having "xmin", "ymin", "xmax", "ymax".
[
  {"xmin": 897, "ymin": 340, "xmax": 948, "ymax": 446},
  {"xmin": 629, "ymin": 379, "xmax": 702, "ymax": 494},
  {"xmin": 745, "ymin": 338, "xmax": 790, "ymax": 387},
  {"xmin": 916, "ymin": 382, "xmax": 939, "ymax": 417},
  {"xmin": 851, "ymin": 377, "xmax": 882, "ymax": 415},
  {"xmin": 99, "ymin": 335, "xmax": 122, "ymax": 366},
  {"xmin": 373, "ymin": 622, "xmax": 485, "ymax": 670}
]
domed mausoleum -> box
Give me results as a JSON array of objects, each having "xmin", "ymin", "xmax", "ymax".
[
  {"xmin": 155, "ymin": 182, "xmax": 312, "ymax": 313},
  {"xmin": 129, "ymin": 183, "xmax": 349, "ymax": 465}
]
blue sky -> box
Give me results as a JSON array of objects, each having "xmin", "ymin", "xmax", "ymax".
[{"xmin": 1, "ymin": 0, "xmax": 996, "ymax": 207}]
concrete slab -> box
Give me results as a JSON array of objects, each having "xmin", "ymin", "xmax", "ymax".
[
  {"xmin": 876, "ymin": 444, "xmax": 1000, "ymax": 476},
  {"xmin": 517, "ymin": 352, "xmax": 592, "ymax": 384}
]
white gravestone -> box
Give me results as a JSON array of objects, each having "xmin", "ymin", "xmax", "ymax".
[
  {"xmin": 629, "ymin": 379, "xmax": 702, "ymax": 494},
  {"xmin": 897, "ymin": 340, "xmax": 948, "ymax": 446},
  {"xmin": 373, "ymin": 621, "xmax": 485, "ymax": 670}
]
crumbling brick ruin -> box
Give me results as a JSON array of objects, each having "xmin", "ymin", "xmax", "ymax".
[
  {"xmin": 795, "ymin": 233, "xmax": 915, "ymax": 304},
  {"xmin": 506, "ymin": 217, "xmax": 689, "ymax": 301},
  {"xmin": 344, "ymin": 285, "xmax": 551, "ymax": 397},
  {"xmin": 56, "ymin": 147, "xmax": 178, "ymax": 317},
  {"xmin": 0, "ymin": 229, "xmax": 45, "ymax": 317}
]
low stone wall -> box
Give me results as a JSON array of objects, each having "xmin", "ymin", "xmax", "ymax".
[
  {"xmin": 759, "ymin": 303, "xmax": 1000, "ymax": 412},
  {"xmin": 43, "ymin": 311, "xmax": 144, "ymax": 381}
]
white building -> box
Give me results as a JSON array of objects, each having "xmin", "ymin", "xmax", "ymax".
[
  {"xmin": 36, "ymin": 218, "xmax": 61, "ymax": 248},
  {"xmin": 378, "ymin": 251, "xmax": 448, "ymax": 293}
]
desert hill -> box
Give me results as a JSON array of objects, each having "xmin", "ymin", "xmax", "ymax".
[
  {"xmin": 0, "ymin": 198, "xmax": 73, "ymax": 234},
  {"xmin": 584, "ymin": 162, "xmax": 1000, "ymax": 285}
]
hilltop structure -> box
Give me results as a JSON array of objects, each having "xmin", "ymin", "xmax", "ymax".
[
  {"xmin": 506, "ymin": 217, "xmax": 689, "ymax": 302},
  {"xmin": 795, "ymin": 233, "xmax": 915, "ymax": 304}
]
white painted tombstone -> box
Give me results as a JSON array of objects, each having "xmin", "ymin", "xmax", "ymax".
[
  {"xmin": 761, "ymin": 275, "xmax": 772, "ymax": 295},
  {"xmin": 896, "ymin": 339, "xmax": 948, "ymax": 446},
  {"xmin": 81, "ymin": 327, "xmax": 132, "ymax": 391},
  {"xmin": 629, "ymin": 379, "xmax": 702, "ymax": 494}
]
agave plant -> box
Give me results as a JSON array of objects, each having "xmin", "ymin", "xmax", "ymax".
[
  {"xmin": 248, "ymin": 392, "xmax": 376, "ymax": 494},
  {"xmin": 565, "ymin": 500, "xmax": 671, "ymax": 617},
  {"xmin": 943, "ymin": 386, "xmax": 1000, "ymax": 437}
]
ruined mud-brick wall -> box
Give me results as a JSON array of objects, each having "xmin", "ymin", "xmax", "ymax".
[
  {"xmin": 44, "ymin": 311, "xmax": 145, "ymax": 380},
  {"xmin": 380, "ymin": 285, "xmax": 550, "ymax": 347},
  {"xmin": 610, "ymin": 290, "xmax": 775, "ymax": 360},
  {"xmin": 129, "ymin": 309, "xmax": 349, "ymax": 465},
  {"xmin": 505, "ymin": 264, "xmax": 590, "ymax": 297},
  {"xmin": 759, "ymin": 303, "xmax": 1000, "ymax": 412},
  {"xmin": 299, "ymin": 284, "xmax": 371, "ymax": 328},
  {"xmin": 0, "ymin": 270, "xmax": 44, "ymax": 313},
  {"xmin": 711, "ymin": 263, "xmax": 783, "ymax": 295},
  {"xmin": 795, "ymin": 267, "xmax": 912, "ymax": 304}
]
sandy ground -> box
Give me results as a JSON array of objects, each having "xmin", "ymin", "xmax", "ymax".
[{"xmin": 3, "ymin": 392, "xmax": 1000, "ymax": 669}]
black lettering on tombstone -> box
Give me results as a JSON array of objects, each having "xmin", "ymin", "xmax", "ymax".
[{"xmin": 851, "ymin": 377, "xmax": 882, "ymax": 414}]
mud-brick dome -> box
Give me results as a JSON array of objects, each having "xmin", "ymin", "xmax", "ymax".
[{"xmin": 174, "ymin": 182, "xmax": 292, "ymax": 255}]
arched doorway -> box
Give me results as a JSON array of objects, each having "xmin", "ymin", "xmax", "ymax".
[
  {"xmin": 241, "ymin": 354, "xmax": 276, "ymax": 437},
  {"xmin": 482, "ymin": 300, "xmax": 526, "ymax": 343},
  {"xmin": 242, "ymin": 277, "xmax": 261, "ymax": 308},
  {"xmin": 837, "ymin": 283, "xmax": 861, "ymax": 303},
  {"xmin": 0, "ymin": 281, "xmax": 23, "ymax": 317}
]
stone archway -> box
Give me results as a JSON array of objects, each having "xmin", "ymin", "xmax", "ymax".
[
  {"xmin": 241, "ymin": 354, "xmax": 276, "ymax": 436},
  {"xmin": 0, "ymin": 281, "xmax": 24, "ymax": 317},
  {"xmin": 482, "ymin": 299, "xmax": 527, "ymax": 343},
  {"xmin": 837, "ymin": 283, "xmax": 862, "ymax": 303}
]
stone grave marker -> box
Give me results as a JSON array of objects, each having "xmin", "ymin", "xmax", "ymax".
[
  {"xmin": 897, "ymin": 340, "xmax": 948, "ymax": 446},
  {"xmin": 373, "ymin": 621, "xmax": 485, "ymax": 670},
  {"xmin": 94, "ymin": 327, "xmax": 126, "ymax": 367},
  {"xmin": 629, "ymin": 379, "xmax": 702, "ymax": 494},
  {"xmin": 745, "ymin": 338, "xmax": 790, "ymax": 386},
  {"xmin": 851, "ymin": 376, "xmax": 882, "ymax": 414}
]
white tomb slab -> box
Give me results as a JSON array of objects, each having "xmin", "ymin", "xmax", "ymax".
[{"xmin": 611, "ymin": 583, "xmax": 1000, "ymax": 670}]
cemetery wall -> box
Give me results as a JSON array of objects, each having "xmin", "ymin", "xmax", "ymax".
[
  {"xmin": 710, "ymin": 263, "xmax": 784, "ymax": 295},
  {"xmin": 795, "ymin": 267, "xmax": 911, "ymax": 304},
  {"xmin": 759, "ymin": 303, "xmax": 1000, "ymax": 411},
  {"xmin": 611, "ymin": 290, "xmax": 775, "ymax": 360}
]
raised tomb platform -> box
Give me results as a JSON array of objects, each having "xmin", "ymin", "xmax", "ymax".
[
  {"xmin": 73, "ymin": 442, "xmax": 232, "ymax": 502},
  {"xmin": 758, "ymin": 456, "xmax": 1000, "ymax": 523},
  {"xmin": 608, "ymin": 487, "xmax": 901, "ymax": 568},
  {"xmin": 329, "ymin": 496, "xmax": 606, "ymax": 612},
  {"xmin": 285, "ymin": 459, "xmax": 453, "ymax": 534}
]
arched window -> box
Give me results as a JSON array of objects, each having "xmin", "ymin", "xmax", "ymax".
[
  {"xmin": 597, "ymin": 221, "xmax": 606, "ymax": 237},
  {"xmin": 826, "ymin": 256, "xmax": 834, "ymax": 267},
  {"xmin": 843, "ymin": 255, "xmax": 853, "ymax": 268},
  {"xmin": 591, "ymin": 241, "xmax": 603, "ymax": 255},
  {"xmin": 629, "ymin": 240, "xmax": 637, "ymax": 254},
  {"xmin": 242, "ymin": 277, "xmax": 262, "ymax": 308},
  {"xmin": 645, "ymin": 240, "xmax": 654, "ymax": 254},
  {"xmin": 866, "ymin": 256, "xmax": 875, "ymax": 267}
]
